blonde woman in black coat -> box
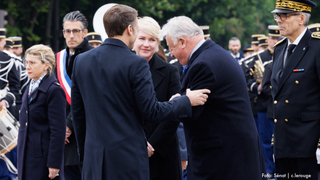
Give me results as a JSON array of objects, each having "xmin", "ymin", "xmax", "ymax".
[
  {"xmin": 134, "ymin": 17, "xmax": 182, "ymax": 180},
  {"xmin": 17, "ymin": 45, "xmax": 66, "ymax": 180}
]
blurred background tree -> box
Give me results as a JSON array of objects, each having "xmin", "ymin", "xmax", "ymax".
[{"xmin": 1, "ymin": 0, "xmax": 320, "ymax": 53}]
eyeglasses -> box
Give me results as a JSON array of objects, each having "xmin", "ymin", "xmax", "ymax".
[
  {"xmin": 63, "ymin": 29, "xmax": 82, "ymax": 35},
  {"xmin": 273, "ymin": 13, "xmax": 300, "ymax": 21},
  {"xmin": 24, "ymin": 60, "xmax": 36, "ymax": 67}
]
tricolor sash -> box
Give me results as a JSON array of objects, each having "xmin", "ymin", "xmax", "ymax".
[{"xmin": 56, "ymin": 49, "xmax": 71, "ymax": 104}]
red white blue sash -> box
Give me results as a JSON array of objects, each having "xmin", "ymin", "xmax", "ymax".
[{"xmin": 56, "ymin": 49, "xmax": 71, "ymax": 104}]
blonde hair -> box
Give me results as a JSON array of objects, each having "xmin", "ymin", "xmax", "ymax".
[
  {"xmin": 25, "ymin": 44, "xmax": 55, "ymax": 75},
  {"xmin": 138, "ymin": 16, "xmax": 161, "ymax": 51}
]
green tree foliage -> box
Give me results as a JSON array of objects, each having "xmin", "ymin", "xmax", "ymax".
[{"xmin": 2, "ymin": 0, "xmax": 320, "ymax": 52}]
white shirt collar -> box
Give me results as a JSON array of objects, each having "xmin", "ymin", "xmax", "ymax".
[
  {"xmin": 288, "ymin": 27, "xmax": 307, "ymax": 46},
  {"xmin": 189, "ymin": 39, "xmax": 206, "ymax": 60},
  {"xmin": 69, "ymin": 50, "xmax": 75, "ymax": 56}
]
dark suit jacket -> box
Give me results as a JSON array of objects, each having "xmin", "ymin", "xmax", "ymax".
[
  {"xmin": 71, "ymin": 38, "xmax": 191, "ymax": 180},
  {"xmin": 271, "ymin": 29, "xmax": 320, "ymax": 158},
  {"xmin": 143, "ymin": 54, "xmax": 182, "ymax": 180},
  {"xmin": 180, "ymin": 40, "xmax": 265, "ymax": 180},
  {"xmin": 17, "ymin": 74, "xmax": 66, "ymax": 180},
  {"xmin": 54, "ymin": 38, "xmax": 93, "ymax": 166}
]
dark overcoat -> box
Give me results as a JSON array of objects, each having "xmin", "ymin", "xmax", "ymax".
[
  {"xmin": 143, "ymin": 54, "xmax": 182, "ymax": 180},
  {"xmin": 271, "ymin": 29, "xmax": 320, "ymax": 158},
  {"xmin": 17, "ymin": 74, "xmax": 66, "ymax": 180},
  {"xmin": 54, "ymin": 38, "xmax": 93, "ymax": 166},
  {"xmin": 71, "ymin": 38, "xmax": 191, "ymax": 180},
  {"xmin": 180, "ymin": 40, "xmax": 266, "ymax": 180}
]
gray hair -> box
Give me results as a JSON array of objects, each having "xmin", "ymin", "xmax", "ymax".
[
  {"xmin": 229, "ymin": 37, "xmax": 241, "ymax": 45},
  {"xmin": 302, "ymin": 12, "xmax": 311, "ymax": 26},
  {"xmin": 63, "ymin": 11, "xmax": 88, "ymax": 30},
  {"xmin": 161, "ymin": 16, "xmax": 203, "ymax": 45}
]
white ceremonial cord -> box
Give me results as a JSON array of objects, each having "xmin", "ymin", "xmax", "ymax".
[{"xmin": 0, "ymin": 154, "xmax": 18, "ymax": 174}]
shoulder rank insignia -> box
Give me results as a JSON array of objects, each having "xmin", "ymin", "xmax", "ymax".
[
  {"xmin": 311, "ymin": 32, "xmax": 320, "ymax": 39},
  {"xmin": 273, "ymin": 37, "xmax": 287, "ymax": 48}
]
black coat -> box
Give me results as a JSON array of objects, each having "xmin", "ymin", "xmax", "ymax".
[
  {"xmin": 17, "ymin": 74, "xmax": 66, "ymax": 180},
  {"xmin": 180, "ymin": 40, "xmax": 266, "ymax": 180},
  {"xmin": 271, "ymin": 29, "xmax": 320, "ymax": 158},
  {"xmin": 55, "ymin": 38, "xmax": 93, "ymax": 166},
  {"xmin": 143, "ymin": 54, "xmax": 182, "ymax": 180},
  {"xmin": 71, "ymin": 38, "xmax": 191, "ymax": 180}
]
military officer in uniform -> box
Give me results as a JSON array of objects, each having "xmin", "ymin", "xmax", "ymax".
[
  {"xmin": 271, "ymin": 0, "xmax": 320, "ymax": 178},
  {"xmin": 243, "ymin": 44, "xmax": 254, "ymax": 58},
  {"xmin": 258, "ymin": 36, "xmax": 269, "ymax": 51},
  {"xmin": 252, "ymin": 34, "xmax": 266, "ymax": 53},
  {"xmin": 240, "ymin": 34, "xmax": 266, "ymax": 130},
  {"xmin": 85, "ymin": 32, "xmax": 103, "ymax": 48},
  {"xmin": 9, "ymin": 37, "xmax": 23, "ymax": 59},
  {"xmin": 200, "ymin": 25, "xmax": 210, "ymax": 40},
  {"xmin": 0, "ymin": 28, "xmax": 20, "ymax": 180},
  {"xmin": 3, "ymin": 39, "xmax": 13, "ymax": 53},
  {"xmin": 247, "ymin": 25, "xmax": 281, "ymax": 178}
]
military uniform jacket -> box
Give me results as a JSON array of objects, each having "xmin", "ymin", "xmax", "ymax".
[
  {"xmin": 246, "ymin": 49, "xmax": 273, "ymax": 112},
  {"xmin": 0, "ymin": 51, "xmax": 20, "ymax": 110},
  {"xmin": 180, "ymin": 40, "xmax": 265, "ymax": 180},
  {"xmin": 271, "ymin": 29, "xmax": 320, "ymax": 158}
]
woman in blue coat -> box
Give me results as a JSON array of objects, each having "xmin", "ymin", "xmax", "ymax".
[{"xmin": 17, "ymin": 44, "xmax": 66, "ymax": 180}]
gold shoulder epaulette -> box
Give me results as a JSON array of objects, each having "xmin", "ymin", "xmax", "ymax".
[
  {"xmin": 273, "ymin": 37, "xmax": 287, "ymax": 48},
  {"xmin": 311, "ymin": 32, "xmax": 320, "ymax": 39}
]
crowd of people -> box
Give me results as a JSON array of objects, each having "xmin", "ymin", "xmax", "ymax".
[{"xmin": 0, "ymin": 0, "xmax": 320, "ymax": 179}]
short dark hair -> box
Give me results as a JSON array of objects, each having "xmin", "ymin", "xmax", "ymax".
[
  {"xmin": 103, "ymin": 5, "xmax": 138, "ymax": 37},
  {"xmin": 63, "ymin": 11, "xmax": 88, "ymax": 30}
]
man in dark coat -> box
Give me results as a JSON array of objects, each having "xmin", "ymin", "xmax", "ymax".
[
  {"xmin": 162, "ymin": 16, "xmax": 266, "ymax": 180},
  {"xmin": 54, "ymin": 10, "xmax": 92, "ymax": 180},
  {"xmin": 271, "ymin": 0, "xmax": 320, "ymax": 178},
  {"xmin": 71, "ymin": 5, "xmax": 209, "ymax": 180}
]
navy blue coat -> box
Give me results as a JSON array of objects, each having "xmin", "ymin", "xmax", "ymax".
[
  {"xmin": 180, "ymin": 40, "xmax": 266, "ymax": 180},
  {"xmin": 71, "ymin": 38, "xmax": 191, "ymax": 180},
  {"xmin": 271, "ymin": 29, "xmax": 320, "ymax": 158},
  {"xmin": 17, "ymin": 74, "xmax": 66, "ymax": 180}
]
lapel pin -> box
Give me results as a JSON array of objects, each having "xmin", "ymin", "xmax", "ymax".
[
  {"xmin": 293, "ymin": 69, "xmax": 304, "ymax": 72},
  {"xmin": 303, "ymin": 47, "xmax": 306, "ymax": 50}
]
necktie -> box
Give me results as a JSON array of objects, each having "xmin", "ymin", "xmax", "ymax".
[
  {"xmin": 276, "ymin": 44, "xmax": 296, "ymax": 81},
  {"xmin": 284, "ymin": 44, "xmax": 296, "ymax": 67}
]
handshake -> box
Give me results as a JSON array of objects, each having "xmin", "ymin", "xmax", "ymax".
[{"xmin": 170, "ymin": 88, "xmax": 211, "ymax": 106}]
